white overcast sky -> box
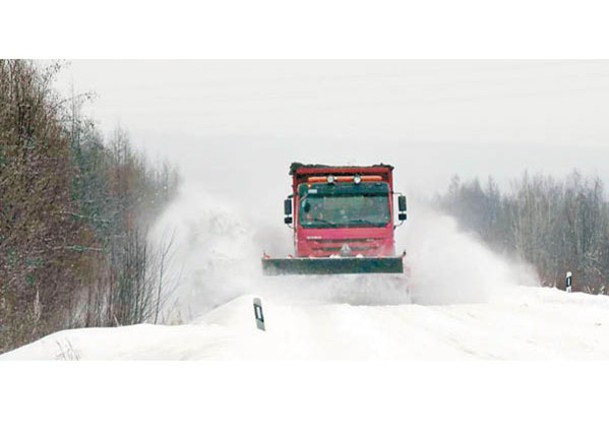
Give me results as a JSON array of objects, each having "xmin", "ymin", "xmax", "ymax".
[{"xmin": 55, "ymin": 60, "xmax": 609, "ymax": 200}]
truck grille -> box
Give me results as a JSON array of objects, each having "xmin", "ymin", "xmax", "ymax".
[
  {"xmin": 317, "ymin": 246, "xmax": 372, "ymax": 252},
  {"xmin": 309, "ymin": 238, "xmax": 381, "ymax": 244},
  {"xmin": 310, "ymin": 238, "xmax": 382, "ymax": 255}
]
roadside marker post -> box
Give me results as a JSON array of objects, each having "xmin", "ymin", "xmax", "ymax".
[
  {"xmin": 566, "ymin": 271, "xmax": 573, "ymax": 293},
  {"xmin": 253, "ymin": 297, "xmax": 265, "ymax": 331}
]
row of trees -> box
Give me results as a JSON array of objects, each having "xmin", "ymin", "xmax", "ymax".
[
  {"xmin": 0, "ymin": 60, "xmax": 179, "ymax": 353},
  {"xmin": 436, "ymin": 171, "xmax": 609, "ymax": 293}
]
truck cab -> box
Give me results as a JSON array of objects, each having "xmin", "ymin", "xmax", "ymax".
[{"xmin": 263, "ymin": 162, "xmax": 407, "ymax": 275}]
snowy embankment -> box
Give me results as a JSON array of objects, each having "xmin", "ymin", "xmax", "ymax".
[
  {"xmin": 4, "ymin": 185, "xmax": 609, "ymax": 360},
  {"xmin": 4, "ymin": 286, "xmax": 609, "ymax": 360}
]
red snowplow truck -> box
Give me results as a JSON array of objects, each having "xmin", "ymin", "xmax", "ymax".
[{"xmin": 262, "ymin": 162, "xmax": 407, "ymax": 275}]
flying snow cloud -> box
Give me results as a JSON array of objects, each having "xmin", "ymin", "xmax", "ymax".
[
  {"xmin": 148, "ymin": 184, "xmax": 262, "ymax": 320},
  {"xmin": 149, "ymin": 179, "xmax": 540, "ymax": 323},
  {"xmin": 399, "ymin": 203, "xmax": 539, "ymax": 305}
]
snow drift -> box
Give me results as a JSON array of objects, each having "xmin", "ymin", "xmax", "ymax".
[{"xmin": 6, "ymin": 285, "xmax": 609, "ymax": 360}]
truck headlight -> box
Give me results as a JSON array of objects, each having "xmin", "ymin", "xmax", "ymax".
[
  {"xmin": 327, "ymin": 175, "xmax": 336, "ymax": 184},
  {"xmin": 354, "ymin": 175, "xmax": 362, "ymax": 184}
]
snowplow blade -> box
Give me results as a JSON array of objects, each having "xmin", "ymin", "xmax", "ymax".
[{"xmin": 262, "ymin": 256, "xmax": 404, "ymax": 275}]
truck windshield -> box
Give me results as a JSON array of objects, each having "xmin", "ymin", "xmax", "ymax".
[{"xmin": 300, "ymin": 194, "xmax": 390, "ymax": 228}]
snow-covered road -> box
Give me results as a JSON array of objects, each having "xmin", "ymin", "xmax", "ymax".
[{"xmin": 4, "ymin": 285, "xmax": 609, "ymax": 360}]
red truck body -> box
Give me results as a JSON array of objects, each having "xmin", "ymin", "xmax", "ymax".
[
  {"xmin": 262, "ymin": 162, "xmax": 406, "ymax": 275},
  {"xmin": 290, "ymin": 163, "xmax": 396, "ymax": 258}
]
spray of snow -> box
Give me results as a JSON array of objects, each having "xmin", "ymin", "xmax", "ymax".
[
  {"xmin": 148, "ymin": 184, "xmax": 262, "ymax": 321},
  {"xmin": 400, "ymin": 203, "xmax": 539, "ymax": 305},
  {"xmin": 149, "ymin": 184, "xmax": 539, "ymax": 323}
]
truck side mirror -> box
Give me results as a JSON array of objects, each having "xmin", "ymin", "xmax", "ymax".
[
  {"xmin": 398, "ymin": 213, "xmax": 407, "ymax": 221},
  {"xmin": 398, "ymin": 195, "xmax": 407, "ymax": 212},
  {"xmin": 284, "ymin": 198, "xmax": 292, "ymax": 225},
  {"xmin": 284, "ymin": 198, "xmax": 292, "ymax": 215}
]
